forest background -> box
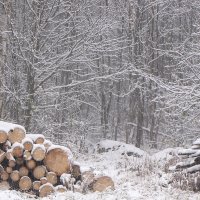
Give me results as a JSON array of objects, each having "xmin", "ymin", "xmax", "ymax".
[{"xmin": 0, "ymin": 0, "xmax": 199, "ymax": 151}]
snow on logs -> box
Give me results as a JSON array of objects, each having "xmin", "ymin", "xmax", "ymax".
[
  {"xmin": 39, "ymin": 183, "xmax": 54, "ymax": 197},
  {"xmin": 0, "ymin": 121, "xmax": 114, "ymax": 197},
  {"xmin": 171, "ymin": 138, "xmax": 200, "ymax": 175},
  {"xmin": 0, "ymin": 121, "xmax": 26, "ymax": 144},
  {"xmin": 92, "ymin": 176, "xmax": 114, "ymax": 192},
  {"xmin": 31, "ymin": 144, "xmax": 46, "ymax": 161},
  {"xmin": 44, "ymin": 145, "xmax": 72, "ymax": 176}
]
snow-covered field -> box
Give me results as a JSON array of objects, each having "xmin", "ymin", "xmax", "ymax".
[{"xmin": 1, "ymin": 140, "xmax": 200, "ymax": 200}]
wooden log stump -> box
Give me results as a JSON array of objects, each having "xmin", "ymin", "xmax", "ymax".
[
  {"xmin": 33, "ymin": 165, "xmax": 46, "ymax": 180},
  {"xmin": 10, "ymin": 170, "xmax": 20, "ymax": 182},
  {"xmin": 44, "ymin": 145, "xmax": 72, "ymax": 176},
  {"xmin": 39, "ymin": 183, "xmax": 54, "ymax": 197},
  {"xmin": 32, "ymin": 144, "xmax": 46, "ymax": 161},
  {"xmin": 26, "ymin": 160, "xmax": 36, "ymax": 170},
  {"xmin": 46, "ymin": 172, "xmax": 57, "ymax": 185},
  {"xmin": 19, "ymin": 176, "xmax": 32, "ymax": 191}
]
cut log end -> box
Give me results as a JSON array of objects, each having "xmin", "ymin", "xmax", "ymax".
[
  {"xmin": 32, "ymin": 144, "xmax": 46, "ymax": 161},
  {"xmin": 44, "ymin": 148, "xmax": 71, "ymax": 176},
  {"xmin": 1, "ymin": 171, "xmax": 9, "ymax": 181},
  {"xmin": 26, "ymin": 160, "xmax": 36, "ymax": 170},
  {"xmin": 35, "ymin": 137, "xmax": 45, "ymax": 144},
  {"xmin": 6, "ymin": 166, "xmax": 13, "ymax": 174},
  {"xmin": 33, "ymin": 181, "xmax": 41, "ymax": 191},
  {"xmin": 92, "ymin": 176, "xmax": 114, "ymax": 192},
  {"xmin": 19, "ymin": 176, "xmax": 32, "ymax": 191},
  {"xmin": 33, "ymin": 165, "xmax": 46, "ymax": 180},
  {"xmin": 39, "ymin": 183, "xmax": 54, "ymax": 197},
  {"xmin": 23, "ymin": 141, "xmax": 33, "ymax": 152},
  {"xmin": 12, "ymin": 143, "xmax": 24, "ymax": 158},
  {"xmin": 46, "ymin": 172, "xmax": 57, "ymax": 185},
  {"xmin": 19, "ymin": 166, "xmax": 29, "ymax": 177},
  {"xmin": 10, "ymin": 170, "xmax": 20, "ymax": 182},
  {"xmin": 55, "ymin": 185, "xmax": 67, "ymax": 193},
  {"xmin": 8, "ymin": 127, "xmax": 26, "ymax": 144},
  {"xmin": 40, "ymin": 177, "xmax": 48, "ymax": 185}
]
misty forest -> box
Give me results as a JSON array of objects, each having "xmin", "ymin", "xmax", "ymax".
[{"xmin": 1, "ymin": 0, "xmax": 200, "ymax": 199}]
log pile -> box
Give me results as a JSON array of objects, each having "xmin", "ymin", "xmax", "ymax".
[
  {"xmin": 169, "ymin": 138, "xmax": 200, "ymax": 191},
  {"xmin": 0, "ymin": 121, "xmax": 114, "ymax": 197},
  {"xmin": 172, "ymin": 138, "xmax": 200, "ymax": 173}
]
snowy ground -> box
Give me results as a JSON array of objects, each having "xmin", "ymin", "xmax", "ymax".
[{"xmin": 1, "ymin": 140, "xmax": 200, "ymax": 200}]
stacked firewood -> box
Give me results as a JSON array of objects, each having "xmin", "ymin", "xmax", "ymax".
[
  {"xmin": 167, "ymin": 139, "xmax": 200, "ymax": 191},
  {"xmin": 0, "ymin": 121, "xmax": 114, "ymax": 197},
  {"xmin": 173, "ymin": 138, "xmax": 200, "ymax": 173},
  {"xmin": 0, "ymin": 121, "xmax": 73, "ymax": 197}
]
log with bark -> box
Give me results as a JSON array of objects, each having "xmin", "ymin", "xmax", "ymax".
[
  {"xmin": 6, "ymin": 151, "xmax": 16, "ymax": 168},
  {"xmin": 0, "ymin": 150, "xmax": 6, "ymax": 163}
]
